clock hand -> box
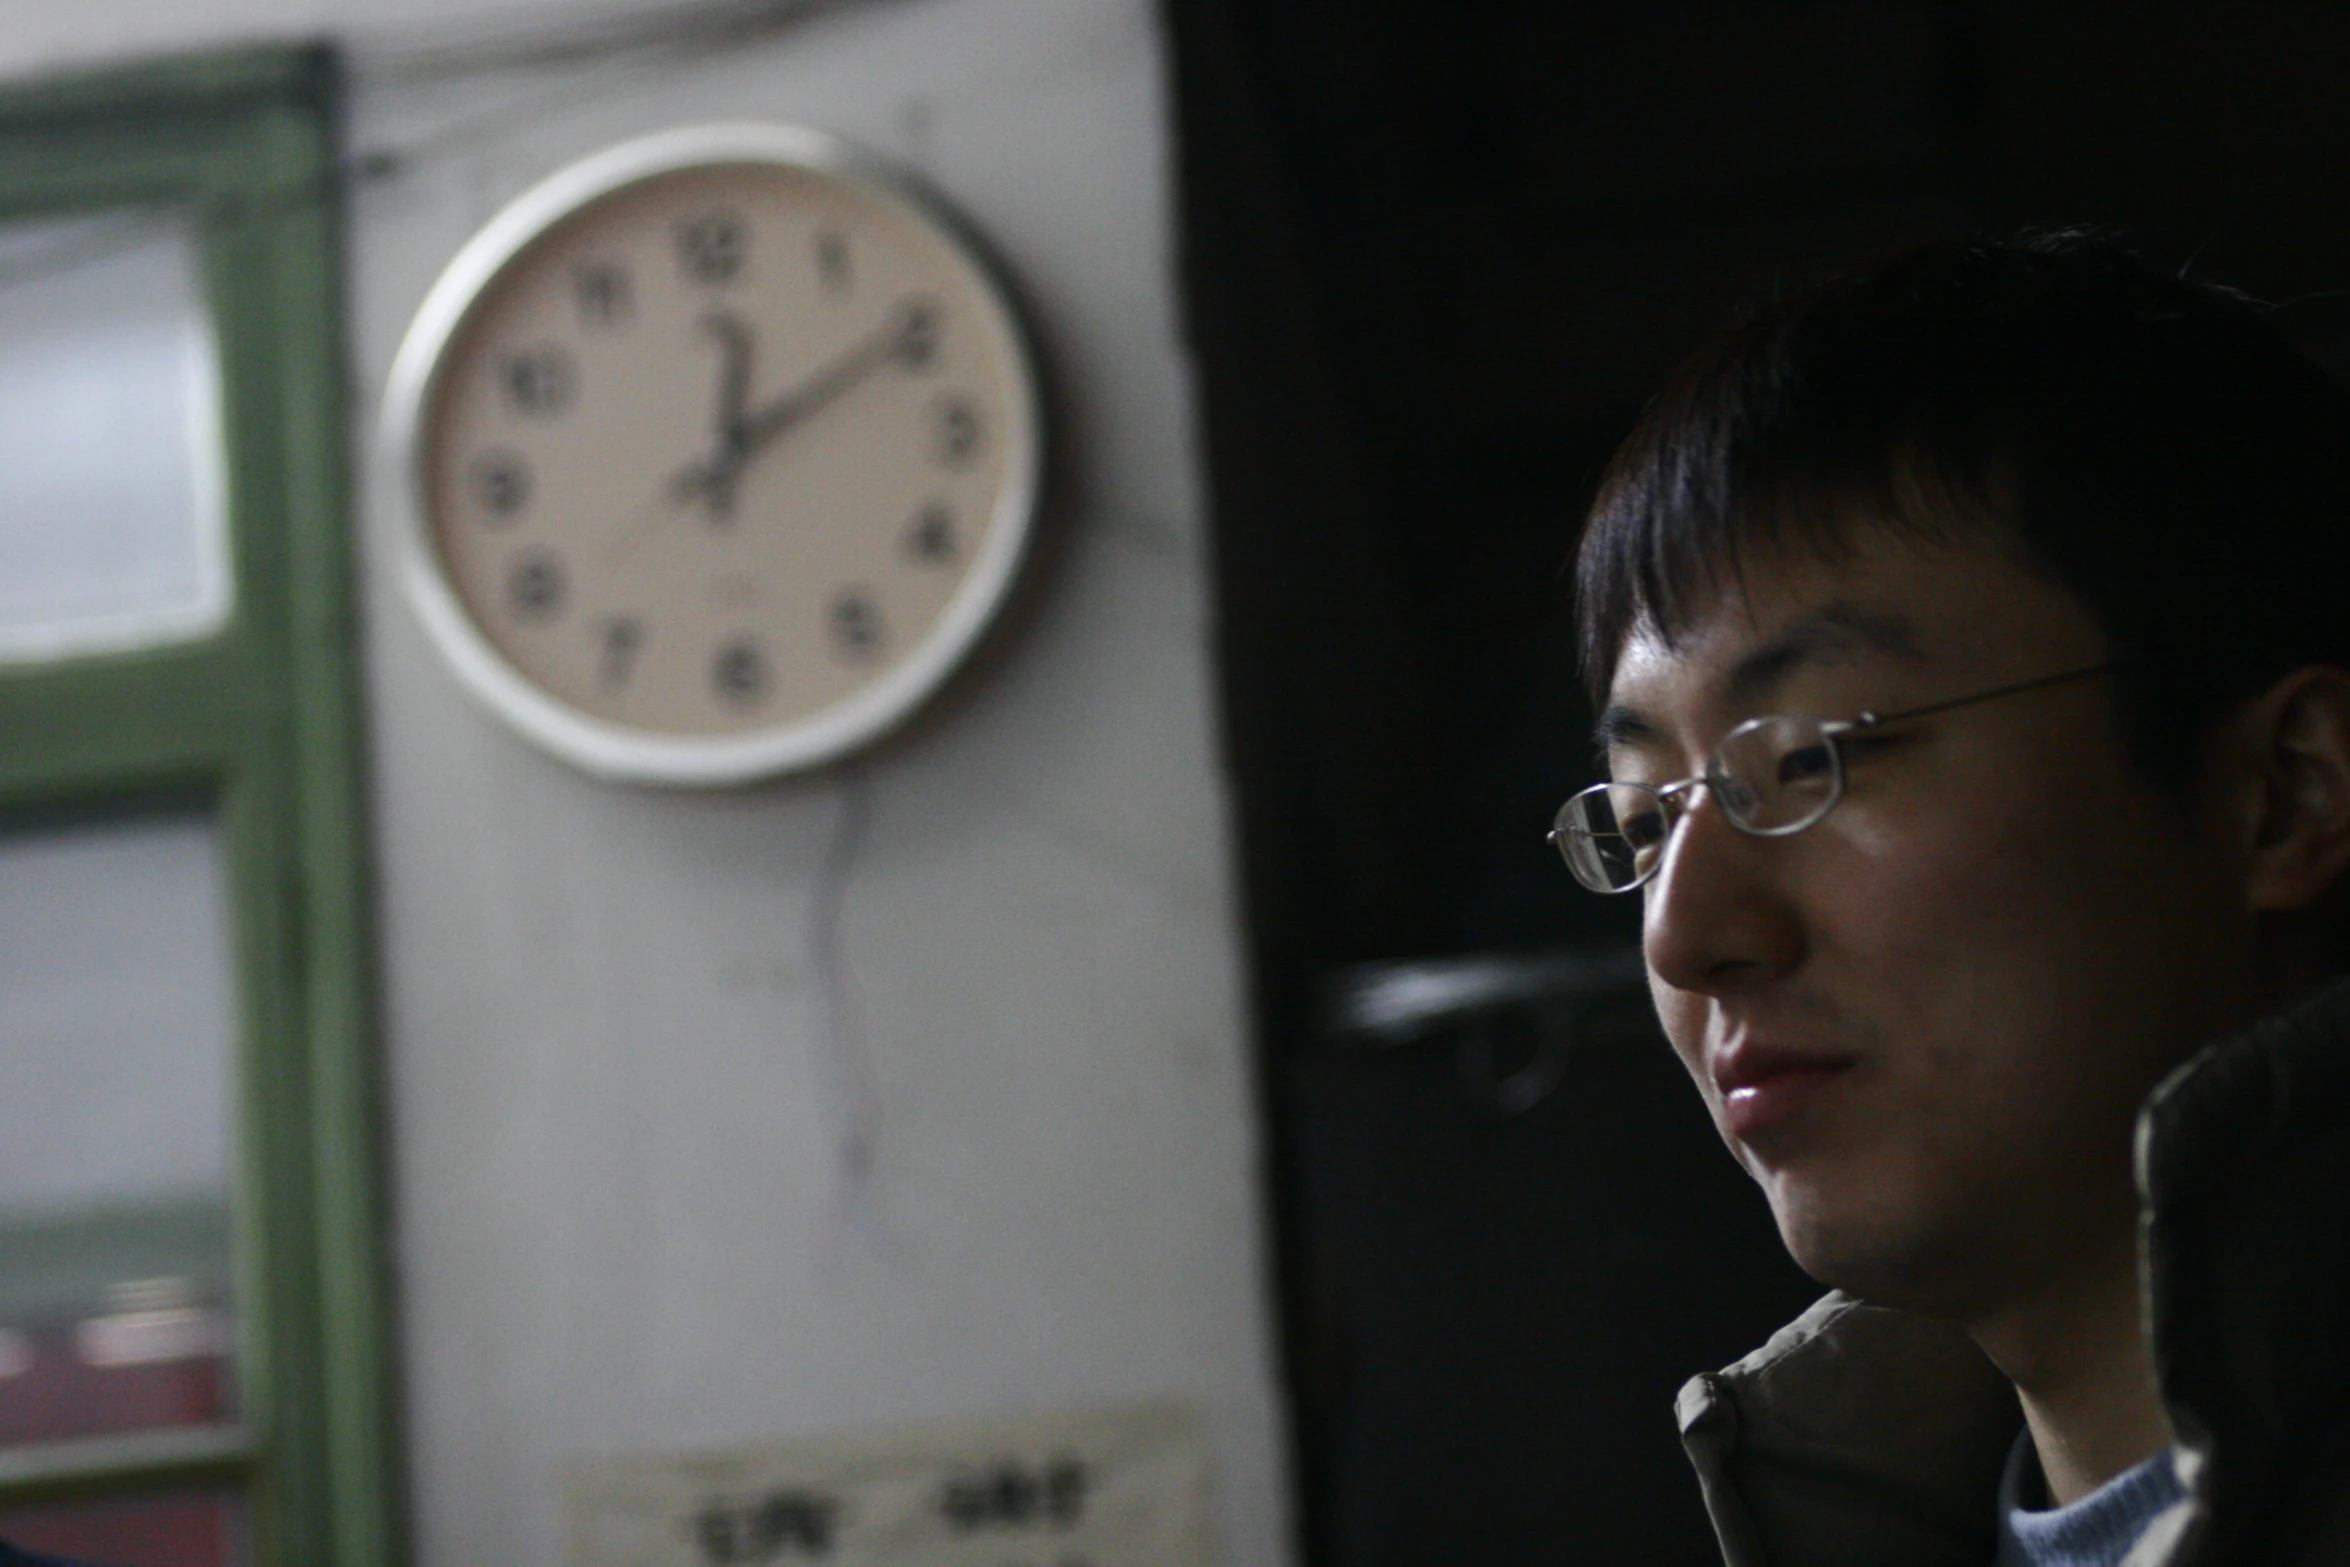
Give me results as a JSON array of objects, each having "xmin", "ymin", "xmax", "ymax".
[
  {"xmin": 682, "ymin": 311, "xmax": 756, "ymax": 522},
  {"xmin": 734, "ymin": 298, "xmax": 926, "ymax": 454},
  {"xmin": 668, "ymin": 296, "xmax": 932, "ymax": 514},
  {"xmin": 711, "ymin": 311, "xmax": 753, "ymax": 438},
  {"xmin": 613, "ymin": 316, "xmax": 763, "ymax": 560}
]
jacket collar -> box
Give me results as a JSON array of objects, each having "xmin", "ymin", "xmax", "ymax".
[
  {"xmin": 2137, "ymin": 972, "xmax": 2350, "ymax": 1564},
  {"xmin": 1679, "ymin": 974, "xmax": 2350, "ymax": 1567},
  {"xmin": 1678, "ymin": 1292, "xmax": 2017, "ymax": 1567}
]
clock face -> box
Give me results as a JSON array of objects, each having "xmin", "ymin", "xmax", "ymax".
[{"xmin": 389, "ymin": 125, "xmax": 1042, "ymax": 783}]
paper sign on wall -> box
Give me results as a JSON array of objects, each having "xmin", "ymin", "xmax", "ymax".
[{"xmin": 565, "ymin": 1397, "xmax": 1220, "ymax": 1567}]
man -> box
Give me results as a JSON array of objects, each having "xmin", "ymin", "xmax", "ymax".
[{"xmin": 1554, "ymin": 233, "xmax": 2350, "ymax": 1565}]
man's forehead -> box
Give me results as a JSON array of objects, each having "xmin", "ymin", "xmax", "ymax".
[
  {"xmin": 1595, "ymin": 525, "xmax": 2115, "ymax": 761},
  {"xmin": 1611, "ymin": 598, "xmax": 1928, "ymax": 706},
  {"xmin": 1600, "ymin": 527, "xmax": 2055, "ymax": 715}
]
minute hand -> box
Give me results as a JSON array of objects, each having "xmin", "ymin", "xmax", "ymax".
[{"xmin": 730, "ymin": 304, "xmax": 915, "ymax": 467}]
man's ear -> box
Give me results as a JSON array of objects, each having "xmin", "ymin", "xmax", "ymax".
[{"xmin": 2235, "ymin": 666, "xmax": 2350, "ymax": 912}]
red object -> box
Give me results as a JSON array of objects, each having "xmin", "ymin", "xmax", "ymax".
[
  {"xmin": 0, "ymin": 1319, "xmax": 231, "ymax": 1446},
  {"xmin": 0, "ymin": 1313, "xmax": 239, "ymax": 1565},
  {"xmin": 0, "ymin": 1489, "xmax": 241, "ymax": 1567}
]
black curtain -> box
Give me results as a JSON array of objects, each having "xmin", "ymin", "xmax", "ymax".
[{"xmin": 1166, "ymin": 4, "xmax": 2350, "ymax": 1564}]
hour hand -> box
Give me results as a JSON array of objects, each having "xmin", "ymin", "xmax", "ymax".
[
  {"xmin": 706, "ymin": 311, "xmax": 753, "ymax": 441},
  {"xmin": 674, "ymin": 312, "xmax": 756, "ymax": 521}
]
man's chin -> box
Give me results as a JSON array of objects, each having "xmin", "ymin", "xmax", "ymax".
[{"xmin": 1764, "ymin": 1184, "xmax": 1983, "ymax": 1317}]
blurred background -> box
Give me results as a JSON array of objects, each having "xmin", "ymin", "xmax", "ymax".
[{"xmin": 2, "ymin": 2, "xmax": 2349, "ymax": 1565}]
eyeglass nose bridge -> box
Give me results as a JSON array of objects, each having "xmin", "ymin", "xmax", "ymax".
[
  {"xmin": 1650, "ymin": 773, "xmax": 1710, "ymax": 834},
  {"xmin": 1614, "ymin": 737, "xmax": 1802, "ymax": 846},
  {"xmin": 1542, "ymin": 774, "xmax": 1716, "ymax": 895},
  {"xmin": 1650, "ymin": 750, "xmax": 1836, "ymax": 841},
  {"xmin": 1624, "ymin": 761, "xmax": 1830, "ymax": 904},
  {"xmin": 1549, "ymin": 719, "xmax": 1856, "ymax": 894},
  {"xmin": 1649, "ymin": 773, "xmax": 1782, "ymax": 876}
]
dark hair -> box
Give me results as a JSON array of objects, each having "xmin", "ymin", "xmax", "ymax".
[{"xmin": 1574, "ymin": 231, "xmax": 2350, "ymax": 781}]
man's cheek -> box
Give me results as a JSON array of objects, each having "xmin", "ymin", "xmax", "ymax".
[{"xmin": 1828, "ymin": 812, "xmax": 2031, "ymax": 963}]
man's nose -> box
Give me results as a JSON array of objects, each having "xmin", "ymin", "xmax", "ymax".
[{"xmin": 1641, "ymin": 788, "xmax": 1803, "ymax": 996}]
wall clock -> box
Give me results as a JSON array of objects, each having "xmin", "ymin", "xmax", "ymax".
[{"xmin": 384, "ymin": 123, "xmax": 1044, "ymax": 784}]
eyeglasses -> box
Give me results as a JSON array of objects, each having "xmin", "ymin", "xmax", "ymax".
[{"xmin": 1551, "ymin": 662, "xmax": 2124, "ymax": 894}]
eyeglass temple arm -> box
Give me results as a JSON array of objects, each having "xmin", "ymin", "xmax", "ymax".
[{"xmin": 1843, "ymin": 660, "xmax": 2127, "ymax": 731}]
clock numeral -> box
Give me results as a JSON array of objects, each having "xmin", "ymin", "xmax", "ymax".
[
  {"xmin": 574, "ymin": 262, "xmax": 634, "ymax": 329},
  {"xmin": 907, "ymin": 500, "xmax": 958, "ymax": 564},
  {"xmin": 502, "ymin": 345, "xmax": 578, "ymax": 417},
  {"xmin": 896, "ymin": 297, "xmax": 942, "ymax": 371},
  {"xmin": 506, "ymin": 550, "xmax": 567, "ymax": 621},
  {"xmin": 816, "ymin": 229, "xmax": 852, "ymax": 296},
  {"xmin": 711, "ymin": 636, "xmax": 770, "ymax": 707},
  {"xmin": 677, "ymin": 209, "xmax": 749, "ymax": 285},
  {"xmin": 829, "ymin": 590, "xmax": 885, "ymax": 661},
  {"xmin": 932, "ymin": 393, "xmax": 984, "ymax": 468},
  {"xmin": 598, "ymin": 615, "xmax": 644, "ymax": 688},
  {"xmin": 470, "ymin": 448, "xmax": 531, "ymax": 522}
]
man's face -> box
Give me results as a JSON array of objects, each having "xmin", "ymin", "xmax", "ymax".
[{"xmin": 1602, "ymin": 526, "xmax": 2256, "ymax": 1319}]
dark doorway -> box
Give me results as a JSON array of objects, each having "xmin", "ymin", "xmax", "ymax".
[{"xmin": 1165, "ymin": 4, "xmax": 2350, "ymax": 1563}]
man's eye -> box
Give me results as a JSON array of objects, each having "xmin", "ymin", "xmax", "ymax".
[
  {"xmin": 1776, "ymin": 743, "xmax": 1836, "ymax": 785},
  {"xmin": 1621, "ymin": 809, "xmax": 1671, "ymax": 849}
]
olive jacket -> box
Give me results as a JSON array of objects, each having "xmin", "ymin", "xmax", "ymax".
[{"xmin": 1675, "ymin": 977, "xmax": 2350, "ymax": 1567}]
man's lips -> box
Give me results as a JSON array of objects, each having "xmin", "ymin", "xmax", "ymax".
[{"xmin": 1710, "ymin": 1039, "xmax": 1859, "ymax": 1142}]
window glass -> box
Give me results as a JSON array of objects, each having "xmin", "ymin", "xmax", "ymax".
[
  {"xmin": 0, "ymin": 809, "xmax": 238, "ymax": 1444},
  {"xmin": 0, "ymin": 211, "xmax": 229, "ymax": 662}
]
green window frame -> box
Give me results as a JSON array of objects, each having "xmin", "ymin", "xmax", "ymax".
[{"xmin": 0, "ymin": 45, "xmax": 401, "ymax": 1567}]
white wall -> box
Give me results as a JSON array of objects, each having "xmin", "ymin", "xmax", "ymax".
[{"xmin": 8, "ymin": 5, "xmax": 1292, "ymax": 1565}]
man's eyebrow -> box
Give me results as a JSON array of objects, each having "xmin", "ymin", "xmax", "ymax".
[
  {"xmin": 1591, "ymin": 603, "xmax": 1926, "ymax": 757},
  {"xmin": 1593, "ymin": 704, "xmax": 1659, "ymax": 756},
  {"xmin": 1723, "ymin": 602, "xmax": 1926, "ymax": 709}
]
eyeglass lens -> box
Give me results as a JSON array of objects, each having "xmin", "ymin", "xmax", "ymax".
[
  {"xmin": 1556, "ymin": 785, "xmax": 1666, "ymax": 891},
  {"xmin": 1713, "ymin": 715, "xmax": 1842, "ymax": 831},
  {"xmin": 1554, "ymin": 714, "xmax": 1847, "ymax": 892}
]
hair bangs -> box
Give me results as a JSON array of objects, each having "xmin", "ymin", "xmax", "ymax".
[{"xmin": 1574, "ymin": 302, "xmax": 2009, "ymax": 703}]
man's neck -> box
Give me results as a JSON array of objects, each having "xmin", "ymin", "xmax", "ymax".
[{"xmin": 1969, "ymin": 1238, "xmax": 2173, "ymax": 1507}]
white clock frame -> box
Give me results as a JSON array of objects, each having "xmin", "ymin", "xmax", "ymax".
[{"xmin": 382, "ymin": 122, "xmax": 1045, "ymax": 786}]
